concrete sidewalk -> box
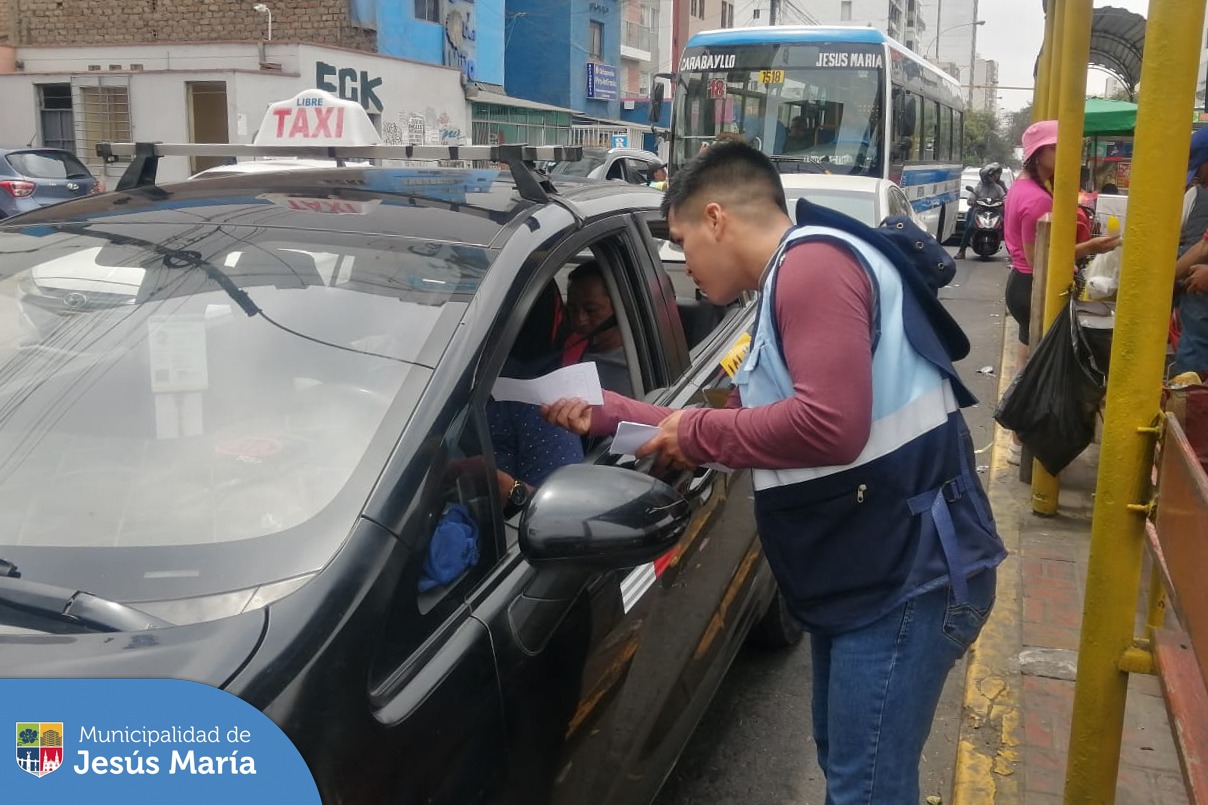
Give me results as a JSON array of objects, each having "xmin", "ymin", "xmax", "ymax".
[{"xmin": 952, "ymin": 335, "xmax": 1189, "ymax": 804}]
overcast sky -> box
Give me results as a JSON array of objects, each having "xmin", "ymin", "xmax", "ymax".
[{"xmin": 978, "ymin": 0, "xmax": 1156, "ymax": 113}]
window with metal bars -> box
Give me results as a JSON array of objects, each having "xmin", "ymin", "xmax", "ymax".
[
  {"xmin": 75, "ymin": 84, "xmax": 131, "ymax": 165},
  {"xmin": 38, "ymin": 84, "xmax": 76, "ymax": 153}
]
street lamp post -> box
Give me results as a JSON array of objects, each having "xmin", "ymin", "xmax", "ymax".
[
  {"xmin": 253, "ymin": 3, "xmax": 272, "ymax": 41},
  {"xmin": 925, "ymin": 19, "xmax": 986, "ymax": 61}
]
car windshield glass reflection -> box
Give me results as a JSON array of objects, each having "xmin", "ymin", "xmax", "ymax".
[
  {"xmin": 549, "ymin": 155, "xmax": 607, "ymax": 177},
  {"xmin": 0, "ymin": 223, "xmax": 489, "ymax": 563}
]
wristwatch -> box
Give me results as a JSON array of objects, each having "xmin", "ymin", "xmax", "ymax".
[{"xmin": 505, "ymin": 478, "xmax": 530, "ymax": 517}]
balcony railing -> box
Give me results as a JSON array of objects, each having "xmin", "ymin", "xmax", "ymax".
[{"xmin": 623, "ymin": 20, "xmax": 654, "ymax": 54}]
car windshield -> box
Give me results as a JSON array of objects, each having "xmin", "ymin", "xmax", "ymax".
[
  {"xmin": 788, "ymin": 191, "xmax": 877, "ymax": 226},
  {"xmin": 0, "ymin": 220, "xmax": 490, "ymax": 602},
  {"xmin": 548, "ymin": 154, "xmax": 607, "ymax": 177},
  {"xmin": 7, "ymin": 151, "xmax": 93, "ymax": 180}
]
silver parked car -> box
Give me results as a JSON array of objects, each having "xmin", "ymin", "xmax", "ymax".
[{"xmin": 547, "ymin": 147, "xmax": 663, "ymax": 184}]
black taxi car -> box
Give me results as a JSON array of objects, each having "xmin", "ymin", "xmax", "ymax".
[{"xmin": 0, "ymin": 91, "xmax": 799, "ymax": 804}]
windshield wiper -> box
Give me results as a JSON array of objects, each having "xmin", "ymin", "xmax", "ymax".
[{"xmin": 0, "ymin": 576, "xmax": 172, "ymax": 632}]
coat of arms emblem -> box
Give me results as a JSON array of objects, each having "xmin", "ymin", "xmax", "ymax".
[{"xmin": 16, "ymin": 722, "xmax": 63, "ymax": 777}]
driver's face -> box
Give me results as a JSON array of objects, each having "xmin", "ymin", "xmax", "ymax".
[{"xmin": 567, "ymin": 276, "xmax": 614, "ymax": 336}]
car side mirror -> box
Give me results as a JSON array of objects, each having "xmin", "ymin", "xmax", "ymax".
[
  {"xmin": 520, "ymin": 464, "xmax": 689, "ymax": 567},
  {"xmin": 648, "ymin": 82, "xmax": 665, "ymax": 124}
]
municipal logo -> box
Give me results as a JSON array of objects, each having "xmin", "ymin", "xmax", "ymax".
[{"xmin": 16, "ymin": 722, "xmax": 64, "ymax": 778}]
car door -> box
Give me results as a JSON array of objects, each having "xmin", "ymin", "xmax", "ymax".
[
  {"xmin": 473, "ymin": 213, "xmax": 769, "ymax": 805},
  {"xmin": 277, "ymin": 399, "xmax": 513, "ymax": 805}
]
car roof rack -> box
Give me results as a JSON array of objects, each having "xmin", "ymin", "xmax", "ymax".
[{"xmin": 95, "ymin": 142, "xmax": 583, "ymax": 205}]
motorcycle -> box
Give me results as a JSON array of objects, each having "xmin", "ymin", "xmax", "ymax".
[{"xmin": 966, "ymin": 185, "xmax": 1004, "ymax": 259}]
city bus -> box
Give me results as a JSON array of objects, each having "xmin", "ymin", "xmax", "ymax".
[{"xmin": 670, "ymin": 26, "xmax": 966, "ymax": 240}]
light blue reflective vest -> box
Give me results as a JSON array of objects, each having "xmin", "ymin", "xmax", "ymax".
[{"xmin": 733, "ymin": 225, "xmax": 1005, "ymax": 633}]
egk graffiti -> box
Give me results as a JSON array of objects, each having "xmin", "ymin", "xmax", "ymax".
[{"xmin": 316, "ymin": 62, "xmax": 383, "ymax": 113}]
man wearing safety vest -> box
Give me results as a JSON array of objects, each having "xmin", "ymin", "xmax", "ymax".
[{"xmin": 544, "ymin": 141, "xmax": 1005, "ymax": 804}]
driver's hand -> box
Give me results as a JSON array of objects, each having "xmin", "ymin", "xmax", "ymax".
[{"xmin": 634, "ymin": 410, "xmax": 695, "ymax": 474}]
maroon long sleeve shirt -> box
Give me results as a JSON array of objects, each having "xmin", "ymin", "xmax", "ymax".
[{"xmin": 591, "ymin": 240, "xmax": 876, "ymax": 470}]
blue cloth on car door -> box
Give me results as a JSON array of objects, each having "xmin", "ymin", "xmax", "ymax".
[{"xmin": 419, "ymin": 504, "xmax": 479, "ymax": 592}]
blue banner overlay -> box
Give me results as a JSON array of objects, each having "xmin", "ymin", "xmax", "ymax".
[{"xmin": 2, "ymin": 679, "xmax": 319, "ymax": 803}]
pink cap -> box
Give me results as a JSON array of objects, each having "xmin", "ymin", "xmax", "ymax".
[{"xmin": 1022, "ymin": 119, "xmax": 1058, "ymax": 163}]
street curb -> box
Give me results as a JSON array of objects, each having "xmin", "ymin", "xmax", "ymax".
[{"xmin": 951, "ymin": 324, "xmax": 1024, "ymax": 805}]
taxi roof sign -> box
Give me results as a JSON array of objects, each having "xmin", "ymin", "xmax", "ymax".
[
  {"xmin": 95, "ymin": 88, "xmax": 584, "ymax": 203},
  {"xmin": 253, "ymin": 90, "xmax": 381, "ymax": 148}
]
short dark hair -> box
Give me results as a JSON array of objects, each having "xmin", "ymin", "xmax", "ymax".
[
  {"xmin": 568, "ymin": 259, "xmax": 604, "ymax": 286},
  {"xmin": 660, "ymin": 141, "xmax": 787, "ymax": 220}
]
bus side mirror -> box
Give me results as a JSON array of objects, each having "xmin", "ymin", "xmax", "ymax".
[{"xmin": 649, "ymin": 82, "xmax": 665, "ymax": 124}]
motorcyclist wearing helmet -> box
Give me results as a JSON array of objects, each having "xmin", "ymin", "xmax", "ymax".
[{"xmin": 956, "ymin": 163, "xmax": 1008, "ymax": 260}]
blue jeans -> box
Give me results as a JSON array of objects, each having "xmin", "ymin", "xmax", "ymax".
[
  {"xmin": 958, "ymin": 215, "xmax": 976, "ymax": 251},
  {"xmin": 810, "ymin": 569, "xmax": 997, "ymax": 805},
  {"xmin": 1174, "ymin": 292, "xmax": 1208, "ymax": 375}
]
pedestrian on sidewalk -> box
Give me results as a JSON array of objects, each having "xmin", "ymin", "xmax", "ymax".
[
  {"xmin": 543, "ymin": 141, "xmax": 1006, "ymax": 804},
  {"xmin": 1002, "ymin": 119, "xmax": 1120, "ymax": 462},
  {"xmin": 1168, "ymin": 126, "xmax": 1208, "ymax": 376}
]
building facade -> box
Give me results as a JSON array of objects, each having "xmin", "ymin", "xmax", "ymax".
[
  {"xmin": 0, "ymin": 42, "xmax": 470, "ymax": 182},
  {"xmin": 0, "ymin": 0, "xmax": 506, "ymax": 87},
  {"xmin": 620, "ymin": 0, "xmax": 660, "ymax": 103},
  {"xmin": 927, "ymin": 0, "xmax": 979, "ymax": 103},
  {"xmin": 505, "ymin": 0, "xmax": 624, "ymax": 121},
  {"xmin": 1, "ymin": 0, "xmax": 375, "ymax": 54},
  {"xmin": 809, "ymin": 0, "xmax": 926, "ymax": 52},
  {"xmin": 972, "ymin": 57, "xmax": 999, "ymax": 115}
]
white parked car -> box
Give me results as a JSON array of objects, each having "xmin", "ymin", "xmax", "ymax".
[{"xmin": 780, "ymin": 174, "xmax": 920, "ymax": 228}]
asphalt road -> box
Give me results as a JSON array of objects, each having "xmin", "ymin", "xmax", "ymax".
[{"xmin": 652, "ymin": 246, "xmax": 1011, "ymax": 805}]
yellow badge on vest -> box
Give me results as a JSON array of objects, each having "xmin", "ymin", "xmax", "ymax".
[{"xmin": 720, "ymin": 331, "xmax": 751, "ymax": 378}]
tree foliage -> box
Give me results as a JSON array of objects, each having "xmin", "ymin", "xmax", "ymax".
[
  {"xmin": 963, "ymin": 109, "xmax": 1013, "ymax": 168},
  {"xmin": 1004, "ymin": 104, "xmax": 1035, "ymax": 160}
]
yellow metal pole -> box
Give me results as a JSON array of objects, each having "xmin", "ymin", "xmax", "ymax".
[
  {"xmin": 1031, "ymin": 0, "xmax": 1090, "ymax": 515},
  {"xmin": 1046, "ymin": 0, "xmax": 1067, "ymax": 120},
  {"xmin": 1033, "ymin": 0, "xmax": 1056, "ymax": 121},
  {"xmin": 1063, "ymin": 0, "xmax": 1208, "ymax": 801}
]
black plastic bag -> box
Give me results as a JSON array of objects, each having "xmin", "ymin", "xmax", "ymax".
[{"xmin": 994, "ymin": 295, "xmax": 1107, "ymax": 475}]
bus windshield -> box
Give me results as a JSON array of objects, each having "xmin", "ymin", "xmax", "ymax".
[{"xmin": 673, "ymin": 43, "xmax": 885, "ymax": 175}]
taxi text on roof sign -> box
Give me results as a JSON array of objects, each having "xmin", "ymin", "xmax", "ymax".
[{"xmin": 254, "ymin": 89, "xmax": 382, "ymax": 148}]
